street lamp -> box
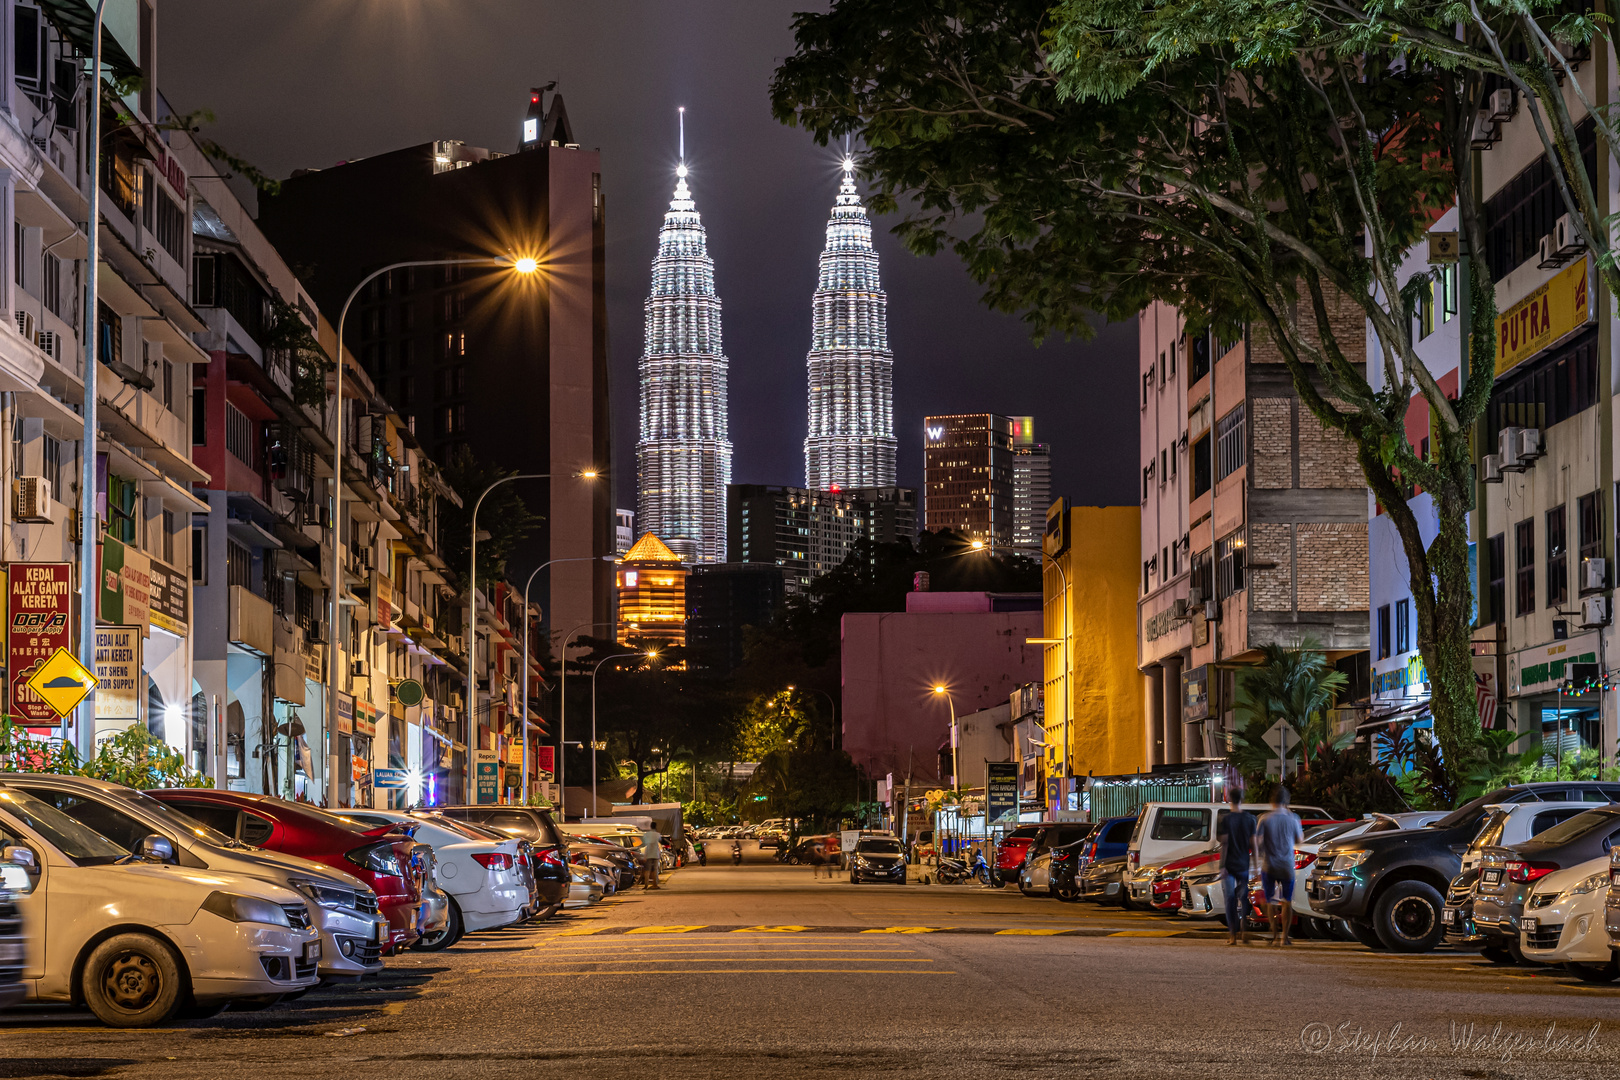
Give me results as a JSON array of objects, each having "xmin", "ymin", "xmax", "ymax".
[
  {"xmin": 933, "ymin": 685, "xmax": 958, "ymax": 789},
  {"xmin": 590, "ymin": 651, "xmax": 651, "ymax": 811},
  {"xmin": 555, "ymin": 619, "xmax": 615, "ymax": 816},
  {"xmin": 327, "ymin": 253, "xmax": 538, "ymax": 807},
  {"xmin": 785, "ymin": 684, "xmax": 838, "ymax": 747}
]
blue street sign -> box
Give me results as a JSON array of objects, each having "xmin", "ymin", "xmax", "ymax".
[{"xmin": 373, "ymin": 768, "xmax": 409, "ymax": 789}]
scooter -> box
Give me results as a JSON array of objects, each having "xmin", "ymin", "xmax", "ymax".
[
  {"xmin": 731, "ymin": 841, "xmax": 743, "ymax": 866},
  {"xmin": 932, "ymin": 850, "xmax": 992, "ymax": 886},
  {"xmin": 695, "ymin": 840, "xmax": 707, "ymax": 866}
]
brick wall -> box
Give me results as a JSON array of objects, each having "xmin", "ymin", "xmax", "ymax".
[
  {"xmin": 1299, "ymin": 398, "xmax": 1363, "ymax": 489},
  {"xmin": 1249, "ymin": 522, "xmax": 1293, "ymax": 611},
  {"xmin": 1250, "ymin": 282, "xmax": 1365, "ymax": 367},
  {"xmin": 1251, "ymin": 398, "xmax": 1292, "ymax": 489},
  {"xmin": 1295, "ymin": 523, "xmax": 1370, "ymax": 610}
]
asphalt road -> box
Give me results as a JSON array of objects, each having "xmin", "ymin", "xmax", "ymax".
[{"xmin": 6, "ymin": 863, "xmax": 1618, "ymax": 1080}]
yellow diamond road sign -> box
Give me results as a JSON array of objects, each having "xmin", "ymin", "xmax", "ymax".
[{"xmin": 25, "ymin": 647, "xmax": 97, "ymax": 718}]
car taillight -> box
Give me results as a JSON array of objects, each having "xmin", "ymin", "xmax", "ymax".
[
  {"xmin": 1053, "ymin": 850, "xmax": 1072, "ymax": 862},
  {"xmin": 1507, "ymin": 860, "xmax": 1559, "ymax": 883},
  {"xmin": 472, "ymin": 852, "xmax": 514, "ymax": 871},
  {"xmin": 1294, "ymin": 852, "xmax": 1317, "ymax": 870},
  {"xmin": 346, "ymin": 842, "xmax": 403, "ymax": 878},
  {"xmin": 1128, "ymin": 851, "xmax": 1139, "ymax": 870},
  {"xmin": 537, "ymin": 848, "xmax": 566, "ymax": 869}
]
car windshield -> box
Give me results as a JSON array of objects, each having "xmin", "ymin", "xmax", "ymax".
[
  {"xmin": 0, "ymin": 789, "xmax": 128, "ymax": 864},
  {"xmin": 114, "ymin": 789, "xmax": 241, "ymax": 848},
  {"xmin": 1305, "ymin": 822, "xmax": 1356, "ymax": 844},
  {"xmin": 1522, "ymin": 809, "xmax": 1620, "ymax": 847},
  {"xmin": 857, "ymin": 840, "xmax": 903, "ymax": 855}
]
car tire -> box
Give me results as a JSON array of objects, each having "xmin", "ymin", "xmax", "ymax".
[
  {"xmin": 898, "ymin": 874, "xmax": 907, "ymax": 886},
  {"xmin": 1372, "ymin": 881, "xmax": 1445, "ymax": 952},
  {"xmin": 81, "ymin": 932, "xmax": 186, "ymax": 1028},
  {"xmin": 413, "ymin": 899, "xmax": 464, "ymax": 951},
  {"xmin": 1328, "ymin": 919, "xmax": 1356, "ymax": 942},
  {"xmin": 1480, "ymin": 943, "xmax": 1516, "ymax": 964},
  {"xmin": 849, "ymin": 873, "xmax": 858, "ymax": 884},
  {"xmin": 989, "ymin": 876, "xmax": 1006, "ymax": 889},
  {"xmin": 1567, "ymin": 959, "xmax": 1620, "ymax": 983},
  {"xmin": 1054, "ymin": 883, "xmax": 1080, "ymax": 903},
  {"xmin": 1018, "ymin": 878, "xmax": 1035, "ymax": 897},
  {"xmin": 174, "ymin": 999, "xmax": 228, "ymax": 1021},
  {"xmin": 534, "ymin": 902, "xmax": 563, "ymax": 922},
  {"xmin": 1348, "ymin": 918, "xmax": 1387, "ymax": 950}
]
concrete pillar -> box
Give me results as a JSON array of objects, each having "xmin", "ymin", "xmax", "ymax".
[
  {"xmin": 1143, "ymin": 667, "xmax": 1163, "ymax": 769},
  {"xmin": 1162, "ymin": 656, "xmax": 1184, "ymax": 764}
]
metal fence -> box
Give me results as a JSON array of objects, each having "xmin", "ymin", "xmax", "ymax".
[{"xmin": 1087, "ymin": 771, "xmax": 1214, "ymax": 821}]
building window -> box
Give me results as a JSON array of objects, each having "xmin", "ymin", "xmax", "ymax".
[
  {"xmin": 1190, "ymin": 547, "xmax": 1212, "ymax": 601},
  {"xmin": 1141, "ymin": 371, "xmax": 1151, "ymax": 409},
  {"xmin": 1515, "ymin": 518, "xmax": 1536, "ymax": 616},
  {"xmin": 1191, "ymin": 434, "xmax": 1211, "ymax": 497},
  {"xmin": 226, "ymin": 539, "xmax": 252, "ymax": 590},
  {"xmin": 1143, "ymin": 560, "xmax": 1152, "ymax": 594},
  {"xmin": 106, "ymin": 473, "xmax": 137, "ymax": 544},
  {"xmin": 162, "ymin": 508, "xmax": 175, "ymax": 565},
  {"xmin": 97, "ymin": 303, "xmax": 122, "ymax": 368},
  {"xmin": 192, "ymin": 387, "xmax": 206, "ymax": 445},
  {"xmin": 41, "ymin": 250, "xmax": 61, "ymax": 317},
  {"xmin": 1215, "ymin": 404, "xmax": 1246, "ymax": 482},
  {"xmin": 1141, "ymin": 464, "xmax": 1151, "ymax": 504},
  {"xmin": 42, "ymin": 433, "xmax": 61, "ymax": 494},
  {"xmin": 1376, "ymin": 604, "xmax": 1391, "ymax": 660},
  {"xmin": 1577, "ymin": 491, "xmax": 1602, "ymax": 574},
  {"xmin": 1394, "ymin": 597, "xmax": 1410, "ymax": 654},
  {"xmin": 1216, "ymin": 531, "xmax": 1244, "ymax": 600},
  {"xmin": 1546, "ymin": 504, "xmax": 1567, "ymax": 609},
  {"xmin": 1487, "ymin": 533, "xmax": 1505, "ymax": 624},
  {"xmin": 1487, "ymin": 327, "xmax": 1599, "ymax": 450},
  {"xmin": 225, "ymin": 401, "xmax": 253, "ymax": 465},
  {"xmin": 1484, "ymin": 117, "xmax": 1597, "ymax": 281},
  {"xmin": 192, "ymin": 524, "xmax": 207, "ymax": 584},
  {"xmin": 1439, "ymin": 263, "xmax": 1458, "ymax": 323}
]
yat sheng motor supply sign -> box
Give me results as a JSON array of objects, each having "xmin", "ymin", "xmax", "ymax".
[
  {"xmin": 8, "ymin": 563, "xmax": 72, "ymax": 728},
  {"xmin": 93, "ymin": 626, "xmax": 141, "ymax": 721}
]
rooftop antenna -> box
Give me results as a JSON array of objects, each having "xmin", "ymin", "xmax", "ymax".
[{"xmin": 679, "ymin": 106, "xmax": 686, "ymax": 161}]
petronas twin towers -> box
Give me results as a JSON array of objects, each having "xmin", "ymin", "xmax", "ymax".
[{"xmin": 636, "ymin": 125, "xmax": 894, "ymax": 563}]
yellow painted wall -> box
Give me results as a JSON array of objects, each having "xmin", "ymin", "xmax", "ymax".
[{"xmin": 1045, "ymin": 506, "xmax": 1144, "ymax": 778}]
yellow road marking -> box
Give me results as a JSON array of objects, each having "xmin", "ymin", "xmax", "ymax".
[
  {"xmin": 544, "ymin": 926, "xmax": 609, "ymax": 937},
  {"xmin": 1108, "ymin": 930, "xmax": 1183, "ymax": 938},
  {"xmin": 993, "ymin": 928, "xmax": 1068, "ymax": 936},
  {"xmin": 625, "ymin": 925, "xmax": 707, "ymax": 934},
  {"xmin": 732, "ymin": 925, "xmax": 812, "ymax": 933},
  {"xmin": 861, "ymin": 927, "xmax": 946, "ymax": 934},
  {"xmin": 486, "ymin": 968, "xmax": 958, "ymax": 976},
  {"xmin": 526, "ymin": 957, "xmax": 935, "ymax": 965}
]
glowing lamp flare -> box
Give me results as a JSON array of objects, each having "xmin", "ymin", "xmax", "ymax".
[{"xmin": 512, "ymin": 256, "xmax": 540, "ymax": 275}]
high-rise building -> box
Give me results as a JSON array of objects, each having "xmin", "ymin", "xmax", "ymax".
[
  {"xmin": 686, "ymin": 563, "xmax": 786, "ymax": 673},
  {"xmin": 923, "ymin": 414, "xmax": 1015, "ymax": 548},
  {"xmin": 1010, "ymin": 417, "xmax": 1051, "ymax": 550},
  {"xmin": 615, "ymin": 509, "xmax": 635, "ymax": 555},
  {"xmin": 616, "ymin": 533, "xmax": 689, "ymax": 648},
  {"xmin": 805, "ymin": 159, "xmax": 896, "ymax": 491},
  {"xmin": 636, "ymin": 114, "xmax": 731, "ymax": 563},
  {"xmin": 728, "ymin": 484, "xmax": 916, "ymax": 593},
  {"xmin": 256, "ymin": 87, "xmax": 614, "ymax": 644}
]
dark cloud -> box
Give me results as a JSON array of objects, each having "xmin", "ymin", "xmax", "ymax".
[{"xmin": 160, "ymin": 0, "xmax": 1137, "ymax": 514}]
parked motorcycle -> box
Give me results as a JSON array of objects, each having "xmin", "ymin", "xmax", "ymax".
[
  {"xmin": 731, "ymin": 840, "xmax": 743, "ymax": 866},
  {"xmin": 930, "ymin": 850, "xmax": 992, "ymax": 885}
]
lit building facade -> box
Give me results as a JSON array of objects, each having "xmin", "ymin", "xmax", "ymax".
[
  {"xmin": 923, "ymin": 413, "xmax": 1015, "ymax": 547},
  {"xmin": 728, "ymin": 484, "xmax": 916, "ymax": 593},
  {"xmin": 1010, "ymin": 416, "xmax": 1050, "ymax": 549},
  {"xmin": 805, "ymin": 161, "xmax": 896, "ymax": 490},
  {"xmin": 635, "ymin": 152, "xmax": 731, "ymax": 563},
  {"xmin": 616, "ymin": 532, "xmax": 688, "ymax": 648}
]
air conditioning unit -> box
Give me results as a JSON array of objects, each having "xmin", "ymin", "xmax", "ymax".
[
  {"xmin": 447, "ymin": 634, "xmax": 465, "ymax": 656},
  {"xmin": 1481, "ymin": 454, "xmax": 1503, "ymax": 483},
  {"xmin": 1470, "ymin": 109, "xmax": 1500, "ymax": 150},
  {"xmin": 13, "ymin": 476, "xmax": 53, "ymax": 522},
  {"xmin": 1187, "ymin": 587, "xmax": 1204, "ymax": 607},
  {"xmin": 1204, "ymin": 599, "xmax": 1221, "ymax": 622},
  {"xmin": 1498, "ymin": 426, "xmax": 1526, "ymax": 471},
  {"xmin": 1579, "ymin": 594, "xmax": 1609, "ymax": 629},
  {"xmin": 1555, "ymin": 213, "xmax": 1584, "ymax": 256},
  {"xmin": 34, "ymin": 330, "xmax": 58, "ymax": 361},
  {"xmin": 1170, "ymin": 598, "xmax": 1190, "ymax": 620},
  {"xmin": 13, "ymin": 311, "xmax": 33, "ymax": 342},
  {"xmin": 1581, "ymin": 556, "xmax": 1607, "ymax": 593},
  {"xmin": 350, "ymin": 659, "xmax": 368, "ymax": 678},
  {"xmin": 1538, "ymin": 233, "xmax": 1564, "ymax": 269},
  {"xmin": 1487, "ymin": 88, "xmax": 1516, "ymax": 122},
  {"xmin": 1517, "ymin": 427, "xmax": 1544, "ymax": 461}
]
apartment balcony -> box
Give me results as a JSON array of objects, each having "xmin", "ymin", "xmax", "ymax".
[{"xmin": 228, "ymin": 585, "xmax": 274, "ymax": 656}]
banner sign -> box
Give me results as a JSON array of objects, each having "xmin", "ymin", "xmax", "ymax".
[
  {"xmin": 374, "ymin": 572, "xmax": 394, "ymax": 632},
  {"xmin": 336, "ymin": 692, "xmax": 354, "ymax": 736},
  {"xmin": 1181, "ymin": 664, "xmax": 1209, "ymax": 722},
  {"xmin": 355, "ymin": 700, "xmax": 378, "ymax": 738},
  {"xmin": 475, "ymin": 749, "xmax": 500, "ymax": 803},
  {"xmin": 8, "ymin": 563, "xmax": 72, "ymax": 727},
  {"xmin": 98, "ymin": 537, "xmax": 151, "ymax": 635},
  {"xmin": 147, "ymin": 558, "xmax": 190, "ymax": 637},
  {"xmin": 986, "ymin": 761, "xmax": 1019, "ymax": 824},
  {"xmin": 93, "ymin": 626, "xmax": 141, "ymax": 721},
  {"xmin": 534, "ymin": 744, "xmax": 555, "ymax": 778},
  {"xmin": 1495, "ymin": 257, "xmax": 1592, "ymax": 376}
]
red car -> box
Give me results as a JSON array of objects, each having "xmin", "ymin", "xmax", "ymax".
[
  {"xmin": 994, "ymin": 824, "xmax": 1055, "ymax": 886},
  {"xmin": 1150, "ymin": 850, "xmax": 1221, "ymax": 911},
  {"xmin": 150, "ymin": 790, "xmax": 423, "ymax": 953}
]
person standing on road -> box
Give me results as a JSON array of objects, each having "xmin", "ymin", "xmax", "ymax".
[
  {"xmin": 1215, "ymin": 788, "xmax": 1257, "ymax": 946},
  {"xmin": 1256, "ymin": 787, "xmax": 1305, "ymax": 946},
  {"xmin": 640, "ymin": 827, "xmax": 662, "ymax": 890}
]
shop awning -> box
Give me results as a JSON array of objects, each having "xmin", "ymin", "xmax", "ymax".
[
  {"xmin": 1356, "ymin": 700, "xmax": 1432, "ymax": 730},
  {"xmin": 38, "ymin": 1, "xmax": 140, "ymax": 79}
]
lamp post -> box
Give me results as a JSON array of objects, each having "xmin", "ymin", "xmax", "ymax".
[
  {"xmin": 517, "ymin": 553, "xmax": 613, "ymax": 802},
  {"xmin": 555, "ymin": 619, "xmax": 614, "ymax": 817},
  {"xmin": 327, "ymin": 254, "xmax": 538, "ymax": 807},
  {"xmin": 786, "ymin": 684, "xmax": 837, "ymax": 747},
  {"xmin": 933, "ymin": 685, "xmax": 958, "ymax": 789},
  {"xmin": 590, "ymin": 651, "xmax": 648, "ymax": 811},
  {"xmin": 74, "ymin": 0, "xmax": 112, "ymax": 761}
]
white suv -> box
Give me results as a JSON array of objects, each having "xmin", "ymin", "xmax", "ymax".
[{"xmin": 1125, "ymin": 801, "xmax": 1329, "ymax": 906}]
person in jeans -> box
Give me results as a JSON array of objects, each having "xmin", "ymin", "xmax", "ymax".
[
  {"xmin": 640, "ymin": 827, "xmax": 662, "ymax": 890},
  {"xmin": 1256, "ymin": 787, "xmax": 1305, "ymax": 945},
  {"xmin": 1215, "ymin": 788, "xmax": 1257, "ymax": 945}
]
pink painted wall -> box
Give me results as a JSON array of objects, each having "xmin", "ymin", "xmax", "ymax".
[{"xmin": 841, "ymin": 608, "xmax": 1043, "ymax": 785}]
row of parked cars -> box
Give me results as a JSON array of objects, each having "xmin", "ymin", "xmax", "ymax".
[
  {"xmin": 0, "ymin": 775, "xmax": 651, "ymax": 1027},
  {"xmin": 992, "ymin": 780, "xmax": 1620, "ymax": 979}
]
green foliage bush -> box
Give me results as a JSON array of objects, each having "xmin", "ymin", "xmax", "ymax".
[{"xmin": 0, "ymin": 715, "xmax": 212, "ymax": 789}]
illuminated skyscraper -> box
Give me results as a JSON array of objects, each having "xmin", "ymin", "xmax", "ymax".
[
  {"xmin": 636, "ymin": 109, "xmax": 731, "ymax": 563},
  {"xmin": 804, "ymin": 158, "xmax": 895, "ymax": 491}
]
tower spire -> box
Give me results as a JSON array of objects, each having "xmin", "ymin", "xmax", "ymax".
[{"xmin": 678, "ymin": 106, "xmax": 686, "ymax": 163}]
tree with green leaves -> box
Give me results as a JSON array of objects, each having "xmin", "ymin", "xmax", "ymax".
[
  {"xmin": 772, "ymin": 0, "xmax": 1498, "ymax": 791},
  {"xmin": 592, "ymin": 664, "xmax": 741, "ymax": 804},
  {"xmin": 1229, "ymin": 641, "xmax": 1352, "ymax": 774}
]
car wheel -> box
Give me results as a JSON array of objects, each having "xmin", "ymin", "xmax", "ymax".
[
  {"xmin": 1567, "ymin": 959, "xmax": 1620, "ymax": 983},
  {"xmin": 81, "ymin": 933, "xmax": 186, "ymax": 1028},
  {"xmin": 413, "ymin": 899, "xmax": 464, "ymax": 951},
  {"xmin": 174, "ymin": 999, "xmax": 228, "ymax": 1021},
  {"xmin": 1480, "ymin": 943, "xmax": 1516, "ymax": 965},
  {"xmin": 1328, "ymin": 919, "xmax": 1356, "ymax": 942},
  {"xmin": 1348, "ymin": 918, "xmax": 1387, "ymax": 950},
  {"xmin": 533, "ymin": 902, "xmax": 563, "ymax": 922},
  {"xmin": 1018, "ymin": 878, "xmax": 1034, "ymax": 897},
  {"xmin": 1055, "ymin": 883, "xmax": 1080, "ymax": 903},
  {"xmin": 989, "ymin": 875, "xmax": 1006, "ymax": 889},
  {"xmin": 898, "ymin": 874, "xmax": 907, "ymax": 886},
  {"xmin": 849, "ymin": 873, "xmax": 858, "ymax": 884},
  {"xmin": 1372, "ymin": 881, "xmax": 1445, "ymax": 952}
]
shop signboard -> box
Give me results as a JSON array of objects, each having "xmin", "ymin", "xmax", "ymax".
[
  {"xmin": 475, "ymin": 749, "xmax": 499, "ymax": 803},
  {"xmin": 355, "ymin": 700, "xmax": 378, "ymax": 738},
  {"xmin": 985, "ymin": 761, "xmax": 1018, "ymax": 824},
  {"xmin": 1373, "ymin": 653, "xmax": 1429, "ymax": 700},
  {"xmin": 1495, "ymin": 256, "xmax": 1592, "ymax": 376},
  {"xmin": 147, "ymin": 558, "xmax": 189, "ymax": 637},
  {"xmin": 336, "ymin": 692, "xmax": 354, "ymax": 736},
  {"xmin": 93, "ymin": 626, "xmax": 141, "ymax": 721},
  {"xmin": 535, "ymin": 745, "xmax": 555, "ymax": 778},
  {"xmin": 7, "ymin": 563, "xmax": 72, "ymax": 729},
  {"xmin": 97, "ymin": 536, "xmax": 151, "ymax": 636},
  {"xmin": 505, "ymin": 743, "xmax": 524, "ymax": 765},
  {"xmin": 1508, "ymin": 633, "xmax": 1599, "ymax": 697},
  {"xmin": 374, "ymin": 572, "xmax": 394, "ymax": 632},
  {"xmin": 1181, "ymin": 664, "xmax": 1209, "ymax": 722}
]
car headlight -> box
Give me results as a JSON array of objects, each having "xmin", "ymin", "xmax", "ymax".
[
  {"xmin": 290, "ymin": 879, "xmax": 359, "ymax": 910},
  {"xmin": 202, "ymin": 891, "xmax": 290, "ymax": 926},
  {"xmin": 1554, "ymin": 873, "xmax": 1610, "ymax": 904},
  {"xmin": 1330, "ymin": 850, "xmax": 1372, "ymax": 872}
]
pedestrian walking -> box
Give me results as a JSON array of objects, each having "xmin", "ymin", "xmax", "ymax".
[
  {"xmin": 640, "ymin": 827, "xmax": 662, "ymax": 890},
  {"xmin": 1214, "ymin": 787, "xmax": 1257, "ymax": 945},
  {"xmin": 1256, "ymin": 786, "xmax": 1305, "ymax": 945},
  {"xmin": 809, "ymin": 845, "xmax": 826, "ymax": 878}
]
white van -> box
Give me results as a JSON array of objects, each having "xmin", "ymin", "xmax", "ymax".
[{"xmin": 1125, "ymin": 800, "xmax": 1330, "ymax": 904}]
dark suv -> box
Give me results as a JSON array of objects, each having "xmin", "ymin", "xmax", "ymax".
[
  {"xmin": 1307, "ymin": 781, "xmax": 1620, "ymax": 952},
  {"xmin": 433, "ymin": 806, "xmax": 571, "ymax": 918}
]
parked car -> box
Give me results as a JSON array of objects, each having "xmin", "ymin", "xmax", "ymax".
[
  {"xmin": 1518, "ymin": 855, "xmax": 1615, "ymax": 981},
  {"xmin": 1442, "ymin": 867, "xmax": 1483, "ymax": 945},
  {"xmin": 338, "ymin": 810, "xmax": 529, "ymax": 949},
  {"xmin": 1293, "ymin": 813, "xmax": 1447, "ymax": 926},
  {"xmin": 433, "ymin": 805, "xmax": 572, "ymax": 919},
  {"xmin": 848, "ymin": 836, "xmax": 907, "ymax": 884},
  {"xmin": 1460, "ymin": 802, "xmax": 1593, "ymax": 872},
  {"xmin": 1017, "ymin": 824, "xmax": 1094, "ymax": 897},
  {"xmin": 431, "ymin": 816, "xmax": 542, "ymax": 917},
  {"xmin": 1149, "ymin": 850, "xmax": 1221, "ymax": 912},
  {"xmin": 0, "ymin": 787, "xmax": 319, "ymax": 1026},
  {"xmin": 565, "ymin": 865, "xmax": 604, "ymax": 908},
  {"xmin": 8, "ymin": 774, "xmax": 388, "ymax": 982},
  {"xmin": 1025, "ymin": 839, "xmax": 1090, "ymax": 901},
  {"xmin": 1473, "ymin": 806, "xmax": 1620, "ymax": 963},
  {"xmin": 1083, "ymin": 816, "xmax": 1137, "ymax": 865},
  {"xmin": 567, "ymin": 834, "xmax": 642, "ymax": 891},
  {"xmin": 1308, "ymin": 781, "xmax": 1620, "ymax": 952},
  {"xmin": 0, "ymin": 846, "xmax": 28, "ymax": 1010},
  {"xmin": 994, "ymin": 824, "xmax": 1051, "ymax": 886},
  {"xmin": 148, "ymin": 789, "xmax": 424, "ymax": 953},
  {"xmin": 1125, "ymin": 801, "xmax": 1328, "ymax": 906},
  {"xmin": 780, "ymin": 835, "xmax": 839, "ymax": 865},
  {"xmin": 1079, "ymin": 855, "xmax": 1129, "ymax": 903}
]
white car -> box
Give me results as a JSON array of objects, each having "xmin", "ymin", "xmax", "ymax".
[
  {"xmin": 338, "ymin": 810, "xmax": 528, "ymax": 949},
  {"xmin": 564, "ymin": 866, "xmax": 604, "ymax": 908},
  {"xmin": 1125, "ymin": 801, "xmax": 1330, "ymax": 905},
  {"xmin": 1461, "ymin": 802, "xmax": 1593, "ymax": 872},
  {"xmin": 0, "ymin": 787, "xmax": 319, "ymax": 1027},
  {"xmin": 1521, "ymin": 855, "xmax": 1616, "ymax": 981}
]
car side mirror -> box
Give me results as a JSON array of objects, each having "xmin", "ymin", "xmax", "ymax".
[
  {"xmin": 137, "ymin": 834, "xmax": 176, "ymax": 863},
  {"xmin": 1, "ymin": 845, "xmax": 37, "ymax": 873}
]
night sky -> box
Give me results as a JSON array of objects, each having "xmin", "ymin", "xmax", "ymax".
[{"xmin": 162, "ymin": 1, "xmax": 1138, "ymax": 516}]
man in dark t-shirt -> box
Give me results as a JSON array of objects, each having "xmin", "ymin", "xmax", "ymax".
[{"xmin": 1215, "ymin": 790, "xmax": 1257, "ymax": 945}]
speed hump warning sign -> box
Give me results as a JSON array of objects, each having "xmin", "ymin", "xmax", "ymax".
[{"xmin": 24, "ymin": 647, "xmax": 98, "ymax": 718}]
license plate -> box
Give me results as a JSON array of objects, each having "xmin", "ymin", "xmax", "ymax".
[
  {"xmin": 304, "ymin": 940, "xmax": 321, "ymax": 962},
  {"xmin": 1442, "ymin": 908, "xmax": 1455, "ymax": 925},
  {"xmin": 1306, "ymin": 883, "xmax": 1318, "ymax": 897},
  {"xmin": 1483, "ymin": 869, "xmax": 1502, "ymax": 884},
  {"xmin": 0, "ymin": 939, "xmax": 24, "ymax": 964},
  {"xmin": 1521, "ymin": 917, "xmax": 1536, "ymax": 932}
]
